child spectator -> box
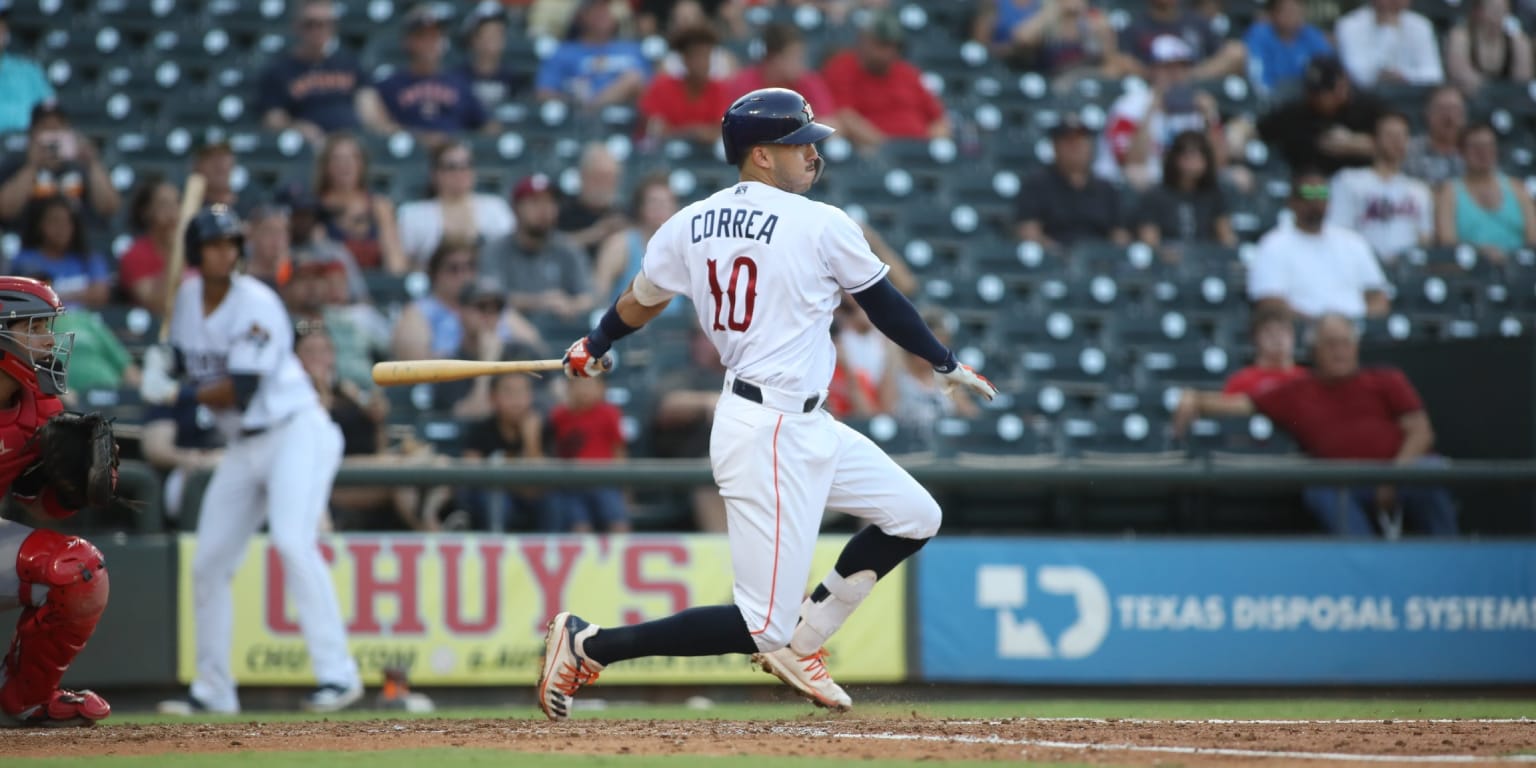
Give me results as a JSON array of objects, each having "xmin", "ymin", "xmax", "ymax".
[
  {"xmin": 639, "ymin": 24, "xmax": 735, "ymax": 145},
  {"xmin": 461, "ymin": 374, "xmax": 548, "ymax": 531},
  {"xmin": 12, "ymin": 196, "xmax": 111, "ymax": 308},
  {"xmin": 118, "ymin": 174, "xmax": 181, "ymax": 312},
  {"xmin": 547, "ymin": 377, "xmax": 630, "ymax": 533}
]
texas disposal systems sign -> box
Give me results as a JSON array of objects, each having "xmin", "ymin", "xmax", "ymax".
[
  {"xmin": 916, "ymin": 539, "xmax": 1536, "ymax": 683},
  {"xmin": 174, "ymin": 534, "xmax": 905, "ymax": 685}
]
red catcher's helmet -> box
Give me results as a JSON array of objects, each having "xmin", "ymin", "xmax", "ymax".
[{"xmin": 0, "ymin": 277, "xmax": 71, "ymax": 395}]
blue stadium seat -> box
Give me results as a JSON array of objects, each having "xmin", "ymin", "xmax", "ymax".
[{"xmin": 1135, "ymin": 342, "xmax": 1231, "ymax": 387}]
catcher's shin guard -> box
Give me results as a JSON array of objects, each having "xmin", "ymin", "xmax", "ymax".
[{"xmin": 0, "ymin": 530, "xmax": 109, "ymax": 719}]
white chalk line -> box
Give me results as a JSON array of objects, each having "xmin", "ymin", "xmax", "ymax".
[
  {"xmin": 949, "ymin": 717, "xmax": 1536, "ymax": 726},
  {"xmin": 774, "ymin": 726, "xmax": 1536, "ymax": 764}
]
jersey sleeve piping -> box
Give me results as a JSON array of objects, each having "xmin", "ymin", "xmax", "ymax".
[{"xmin": 845, "ymin": 263, "xmax": 891, "ymax": 293}]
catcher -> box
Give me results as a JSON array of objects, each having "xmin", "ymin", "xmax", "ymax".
[{"xmin": 0, "ymin": 276, "xmax": 118, "ymax": 727}]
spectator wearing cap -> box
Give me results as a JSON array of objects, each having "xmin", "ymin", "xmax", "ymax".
[
  {"xmin": 0, "ymin": 0, "xmax": 54, "ymax": 133},
  {"xmin": 1016, "ymin": 115, "xmax": 1129, "ymax": 248},
  {"xmin": 1134, "ymin": 130, "xmax": 1238, "ymax": 250},
  {"xmin": 314, "ymin": 132, "xmax": 408, "ymax": 275},
  {"xmin": 457, "ymin": 1, "xmax": 532, "ymax": 115},
  {"xmin": 255, "ymin": 0, "xmax": 390, "ymax": 145},
  {"xmin": 1404, "ymin": 86, "xmax": 1467, "ymax": 186},
  {"xmin": 536, "ymin": 0, "xmax": 650, "ymax": 110},
  {"xmin": 1118, "ymin": 0, "xmax": 1247, "ymax": 80},
  {"xmin": 727, "ymin": 24, "xmax": 840, "ymax": 130},
  {"xmin": 1242, "ymin": 0, "xmax": 1334, "ymax": 94},
  {"xmin": 1335, "ymin": 0, "xmax": 1444, "ymax": 87},
  {"xmin": 1249, "ymin": 167, "xmax": 1391, "ymax": 320},
  {"xmin": 1435, "ymin": 122, "xmax": 1536, "ymax": 263},
  {"xmin": 375, "ymin": 4, "xmax": 496, "ymax": 148},
  {"xmin": 821, "ymin": 13, "xmax": 951, "ymax": 153},
  {"xmin": 638, "ymin": 23, "xmax": 735, "ymax": 145},
  {"xmin": 0, "ymin": 103, "xmax": 120, "ymax": 230},
  {"xmin": 283, "ymin": 245, "xmax": 393, "ymax": 393},
  {"xmin": 1258, "ymin": 56, "xmax": 1385, "ymax": 176},
  {"xmin": 1096, "ymin": 35, "xmax": 1226, "ymax": 191},
  {"xmin": 118, "ymin": 173, "xmax": 182, "ymax": 313},
  {"xmin": 483, "ymin": 175, "xmax": 595, "ymax": 321},
  {"xmin": 1175, "ymin": 314, "xmax": 1457, "ymax": 538},
  {"xmin": 1326, "ymin": 112, "xmax": 1433, "ymax": 263},
  {"xmin": 397, "ymin": 141, "xmax": 516, "ymax": 269},
  {"xmin": 244, "ymin": 204, "xmax": 295, "ymax": 291},
  {"xmin": 556, "ymin": 143, "xmax": 628, "ymax": 258},
  {"xmin": 12, "ymin": 196, "xmax": 112, "ymax": 308}
]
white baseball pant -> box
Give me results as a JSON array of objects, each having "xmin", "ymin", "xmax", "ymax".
[
  {"xmin": 712, "ymin": 373, "xmax": 941, "ymax": 652},
  {"xmin": 188, "ymin": 404, "xmax": 358, "ymax": 712}
]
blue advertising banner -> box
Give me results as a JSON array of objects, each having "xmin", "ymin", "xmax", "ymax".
[{"xmin": 916, "ymin": 540, "xmax": 1536, "ymax": 683}]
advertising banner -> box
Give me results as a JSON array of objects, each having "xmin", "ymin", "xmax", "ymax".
[
  {"xmin": 175, "ymin": 534, "xmax": 904, "ymax": 685},
  {"xmin": 917, "ymin": 539, "xmax": 1536, "ymax": 683}
]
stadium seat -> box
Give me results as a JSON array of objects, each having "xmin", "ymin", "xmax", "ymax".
[{"xmin": 1134, "ymin": 342, "xmax": 1231, "ymax": 387}]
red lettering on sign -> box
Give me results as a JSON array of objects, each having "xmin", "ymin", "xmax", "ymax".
[
  {"xmin": 520, "ymin": 539, "xmax": 585, "ymax": 633},
  {"xmin": 442, "ymin": 542, "xmax": 504, "ymax": 634},
  {"xmin": 266, "ymin": 542, "xmax": 336, "ymax": 634},
  {"xmin": 349, "ymin": 541, "xmax": 427, "ymax": 634},
  {"xmin": 622, "ymin": 543, "xmax": 691, "ymax": 625}
]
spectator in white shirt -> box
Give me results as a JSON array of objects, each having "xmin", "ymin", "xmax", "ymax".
[
  {"xmin": 1249, "ymin": 167, "xmax": 1392, "ymax": 320},
  {"xmin": 1327, "ymin": 112, "xmax": 1433, "ymax": 263},
  {"xmin": 1335, "ymin": 0, "xmax": 1445, "ymax": 86},
  {"xmin": 396, "ymin": 141, "xmax": 516, "ymax": 269}
]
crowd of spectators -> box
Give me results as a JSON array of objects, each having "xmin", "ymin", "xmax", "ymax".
[{"xmin": 1, "ymin": 0, "xmax": 1527, "ymax": 538}]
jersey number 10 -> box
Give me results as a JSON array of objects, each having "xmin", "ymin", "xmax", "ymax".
[{"xmin": 706, "ymin": 255, "xmax": 758, "ymax": 332}]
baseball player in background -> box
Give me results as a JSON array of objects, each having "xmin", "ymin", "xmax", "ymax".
[
  {"xmin": 0, "ymin": 277, "xmax": 112, "ymax": 727},
  {"xmin": 539, "ymin": 88, "xmax": 997, "ymax": 719},
  {"xmin": 147, "ymin": 205, "xmax": 363, "ymax": 715}
]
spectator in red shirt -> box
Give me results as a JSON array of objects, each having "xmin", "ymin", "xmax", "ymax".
[
  {"xmin": 1221, "ymin": 307, "xmax": 1306, "ymax": 398},
  {"xmin": 548, "ymin": 377, "xmax": 631, "ymax": 533},
  {"xmin": 640, "ymin": 24, "xmax": 735, "ymax": 145},
  {"xmin": 727, "ymin": 23, "xmax": 840, "ymax": 131},
  {"xmin": 118, "ymin": 174, "xmax": 182, "ymax": 313},
  {"xmin": 1174, "ymin": 314, "xmax": 1457, "ymax": 537},
  {"xmin": 821, "ymin": 13, "xmax": 950, "ymax": 153}
]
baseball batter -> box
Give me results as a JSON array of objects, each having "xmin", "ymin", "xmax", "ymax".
[
  {"xmin": 539, "ymin": 88, "xmax": 996, "ymax": 719},
  {"xmin": 0, "ymin": 277, "xmax": 112, "ymax": 727},
  {"xmin": 148, "ymin": 205, "xmax": 362, "ymax": 715}
]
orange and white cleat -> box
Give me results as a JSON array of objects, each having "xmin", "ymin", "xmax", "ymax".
[
  {"xmin": 752, "ymin": 646, "xmax": 852, "ymax": 712},
  {"xmin": 537, "ymin": 612, "xmax": 604, "ymax": 721}
]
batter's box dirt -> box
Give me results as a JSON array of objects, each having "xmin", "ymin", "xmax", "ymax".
[{"xmin": 3, "ymin": 717, "xmax": 1534, "ymax": 766}]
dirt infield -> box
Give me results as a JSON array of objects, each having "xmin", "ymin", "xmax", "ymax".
[{"xmin": 3, "ymin": 716, "xmax": 1534, "ymax": 765}]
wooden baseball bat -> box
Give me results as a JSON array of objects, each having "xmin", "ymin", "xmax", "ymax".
[
  {"xmin": 371, "ymin": 359, "xmax": 565, "ymax": 386},
  {"xmin": 158, "ymin": 172, "xmax": 207, "ymax": 344}
]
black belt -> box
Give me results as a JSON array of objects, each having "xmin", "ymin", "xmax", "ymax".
[{"xmin": 732, "ymin": 379, "xmax": 820, "ymax": 413}]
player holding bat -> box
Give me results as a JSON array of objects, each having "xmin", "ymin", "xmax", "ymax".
[
  {"xmin": 536, "ymin": 88, "xmax": 997, "ymax": 719},
  {"xmin": 145, "ymin": 205, "xmax": 363, "ymax": 715}
]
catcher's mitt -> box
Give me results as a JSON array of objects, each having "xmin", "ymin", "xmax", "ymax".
[{"xmin": 21, "ymin": 412, "xmax": 120, "ymax": 510}]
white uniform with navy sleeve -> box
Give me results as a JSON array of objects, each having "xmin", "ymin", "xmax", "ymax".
[
  {"xmin": 170, "ymin": 274, "xmax": 358, "ymax": 712},
  {"xmin": 640, "ymin": 181, "xmax": 941, "ymax": 651}
]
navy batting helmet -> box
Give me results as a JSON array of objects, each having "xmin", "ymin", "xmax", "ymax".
[
  {"xmin": 185, "ymin": 204, "xmax": 245, "ymax": 267},
  {"xmin": 721, "ymin": 88, "xmax": 835, "ymax": 166}
]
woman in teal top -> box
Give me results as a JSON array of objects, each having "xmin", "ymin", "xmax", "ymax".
[
  {"xmin": 593, "ymin": 174, "xmax": 685, "ymax": 317},
  {"xmin": 1436, "ymin": 122, "xmax": 1536, "ymax": 260}
]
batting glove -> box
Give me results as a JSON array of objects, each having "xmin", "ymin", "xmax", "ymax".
[
  {"xmin": 138, "ymin": 344, "xmax": 180, "ymax": 405},
  {"xmin": 562, "ymin": 338, "xmax": 615, "ymax": 379},
  {"xmin": 936, "ymin": 363, "xmax": 998, "ymax": 401}
]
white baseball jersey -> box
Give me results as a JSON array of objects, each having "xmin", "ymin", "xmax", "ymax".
[
  {"xmin": 1327, "ymin": 168, "xmax": 1433, "ymax": 261},
  {"xmin": 170, "ymin": 274, "xmax": 319, "ymax": 441},
  {"xmin": 640, "ymin": 181, "xmax": 890, "ymax": 393}
]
